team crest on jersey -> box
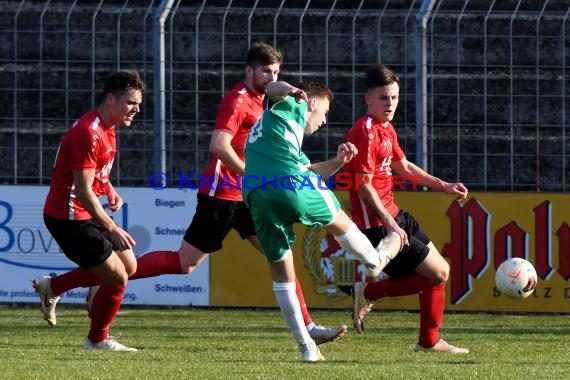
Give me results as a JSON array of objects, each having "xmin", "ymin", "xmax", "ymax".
[{"xmin": 379, "ymin": 138, "xmax": 393, "ymax": 157}]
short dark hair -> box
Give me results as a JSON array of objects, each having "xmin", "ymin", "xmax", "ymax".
[
  {"xmin": 299, "ymin": 82, "xmax": 333, "ymax": 103},
  {"xmin": 98, "ymin": 71, "xmax": 146, "ymax": 105},
  {"xmin": 246, "ymin": 42, "xmax": 283, "ymax": 67},
  {"xmin": 365, "ymin": 64, "xmax": 399, "ymax": 89}
]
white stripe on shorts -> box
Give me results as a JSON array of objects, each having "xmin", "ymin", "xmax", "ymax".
[{"xmin": 307, "ymin": 176, "xmax": 339, "ymax": 226}]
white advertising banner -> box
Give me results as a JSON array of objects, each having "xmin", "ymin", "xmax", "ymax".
[{"xmin": 0, "ymin": 186, "xmax": 209, "ymax": 306}]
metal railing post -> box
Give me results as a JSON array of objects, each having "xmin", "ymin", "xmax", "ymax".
[
  {"xmin": 64, "ymin": 1, "xmax": 78, "ymax": 133},
  {"xmin": 415, "ymin": 0, "xmax": 436, "ymax": 171},
  {"xmin": 221, "ymin": 0, "xmax": 234, "ymax": 93},
  {"xmin": 299, "ymin": 0, "xmax": 312, "ymax": 83},
  {"xmin": 153, "ymin": 0, "xmax": 176, "ymax": 176},
  {"xmin": 483, "ymin": 1, "xmax": 497, "ymax": 191},
  {"xmin": 562, "ymin": 5, "xmax": 570, "ymax": 191},
  {"xmin": 168, "ymin": 0, "xmax": 182, "ymax": 179},
  {"xmin": 39, "ymin": 0, "xmax": 51, "ymax": 183},
  {"xmin": 351, "ymin": 0, "xmax": 364, "ymax": 124},
  {"xmin": 12, "ymin": 0, "xmax": 26, "ymax": 184},
  {"xmin": 535, "ymin": 1, "xmax": 549, "ymax": 192},
  {"xmin": 91, "ymin": 0, "xmax": 104, "ymax": 108}
]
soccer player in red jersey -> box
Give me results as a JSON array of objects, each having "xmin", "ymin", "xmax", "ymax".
[
  {"xmin": 345, "ymin": 64, "xmax": 469, "ymax": 354},
  {"xmin": 37, "ymin": 71, "xmax": 145, "ymax": 351},
  {"xmin": 34, "ymin": 43, "xmax": 346, "ymax": 346}
]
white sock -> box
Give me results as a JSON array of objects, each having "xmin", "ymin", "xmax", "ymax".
[
  {"xmin": 273, "ymin": 281, "xmax": 312, "ymax": 344},
  {"xmin": 334, "ymin": 222, "xmax": 380, "ymax": 268}
]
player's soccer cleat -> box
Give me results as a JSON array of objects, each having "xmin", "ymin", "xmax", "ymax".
[
  {"xmin": 83, "ymin": 336, "xmax": 138, "ymax": 352},
  {"xmin": 299, "ymin": 342, "xmax": 325, "ymax": 362},
  {"xmin": 32, "ymin": 276, "xmax": 60, "ymax": 326},
  {"xmin": 365, "ymin": 231, "xmax": 402, "ymax": 278},
  {"xmin": 308, "ymin": 324, "xmax": 348, "ymax": 345},
  {"xmin": 353, "ymin": 282, "xmax": 374, "ymax": 334},
  {"xmin": 414, "ymin": 339, "xmax": 469, "ymax": 354},
  {"xmin": 85, "ymin": 285, "xmax": 99, "ymax": 318}
]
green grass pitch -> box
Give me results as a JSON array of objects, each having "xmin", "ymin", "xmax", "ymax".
[{"xmin": 1, "ymin": 305, "xmax": 568, "ymax": 379}]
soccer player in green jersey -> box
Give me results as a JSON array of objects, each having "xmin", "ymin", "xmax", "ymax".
[{"xmin": 243, "ymin": 81, "xmax": 401, "ymax": 362}]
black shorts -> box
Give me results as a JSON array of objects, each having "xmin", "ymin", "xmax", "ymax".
[
  {"xmin": 43, "ymin": 214, "xmax": 114, "ymax": 269},
  {"xmin": 361, "ymin": 210, "xmax": 430, "ymax": 279},
  {"xmin": 183, "ymin": 192, "xmax": 256, "ymax": 253}
]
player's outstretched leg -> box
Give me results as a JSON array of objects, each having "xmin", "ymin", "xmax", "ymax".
[
  {"xmin": 367, "ymin": 231, "xmax": 402, "ymax": 278},
  {"xmin": 334, "ymin": 221, "xmax": 401, "ymax": 279}
]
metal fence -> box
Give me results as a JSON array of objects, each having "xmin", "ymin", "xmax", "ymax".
[{"xmin": 1, "ymin": 0, "xmax": 568, "ymax": 191}]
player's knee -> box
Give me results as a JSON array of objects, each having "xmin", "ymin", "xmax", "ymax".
[
  {"xmin": 178, "ymin": 254, "xmax": 195, "ymax": 273},
  {"xmin": 435, "ymin": 263, "xmax": 450, "ymax": 284},
  {"xmin": 426, "ymin": 246, "xmax": 450, "ymax": 284},
  {"xmin": 125, "ymin": 267, "xmax": 136, "ymax": 278},
  {"xmin": 180, "ymin": 264, "xmax": 194, "ymax": 274},
  {"xmin": 428, "ymin": 260, "xmax": 449, "ymax": 284},
  {"xmin": 179, "ymin": 247, "xmax": 207, "ymax": 274},
  {"xmin": 124, "ymin": 262, "xmax": 137, "ymax": 277},
  {"xmin": 327, "ymin": 210, "xmax": 352, "ymax": 236},
  {"xmin": 103, "ymin": 271, "xmax": 129, "ymax": 286},
  {"xmin": 115, "ymin": 272, "xmax": 129, "ymax": 286},
  {"xmin": 435, "ymin": 271, "xmax": 448, "ymax": 284}
]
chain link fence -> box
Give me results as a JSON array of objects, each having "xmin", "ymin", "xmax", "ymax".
[{"xmin": 1, "ymin": 0, "xmax": 568, "ymax": 191}]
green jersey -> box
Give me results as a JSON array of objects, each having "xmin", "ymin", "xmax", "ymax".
[
  {"xmin": 243, "ymin": 96, "xmax": 313, "ymax": 201},
  {"xmin": 242, "ymin": 95, "xmax": 340, "ymax": 261}
]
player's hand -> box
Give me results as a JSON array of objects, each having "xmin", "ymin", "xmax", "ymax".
[
  {"xmin": 288, "ymin": 88, "xmax": 308, "ymax": 103},
  {"xmin": 385, "ymin": 222, "xmax": 408, "ymax": 249},
  {"xmin": 336, "ymin": 142, "xmax": 358, "ymax": 164},
  {"xmin": 444, "ymin": 182, "xmax": 468, "ymax": 200},
  {"xmin": 106, "ymin": 191, "xmax": 124, "ymax": 212},
  {"xmin": 106, "ymin": 226, "xmax": 136, "ymax": 252}
]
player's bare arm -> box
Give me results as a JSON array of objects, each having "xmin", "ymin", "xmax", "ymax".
[
  {"xmin": 73, "ymin": 169, "xmax": 135, "ymax": 250},
  {"xmin": 390, "ymin": 158, "xmax": 468, "ymax": 200},
  {"xmin": 265, "ymin": 81, "xmax": 308, "ymax": 103},
  {"xmin": 356, "ymin": 172, "xmax": 409, "ymax": 246},
  {"xmin": 209, "ymin": 129, "xmax": 245, "ymax": 175},
  {"xmin": 308, "ymin": 142, "xmax": 358, "ymax": 179}
]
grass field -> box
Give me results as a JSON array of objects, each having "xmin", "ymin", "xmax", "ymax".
[{"xmin": 1, "ymin": 305, "xmax": 569, "ymax": 379}]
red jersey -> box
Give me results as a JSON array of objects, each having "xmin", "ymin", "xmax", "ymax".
[
  {"xmin": 200, "ymin": 82, "xmax": 263, "ymax": 201},
  {"xmin": 44, "ymin": 109, "xmax": 116, "ymax": 220},
  {"xmin": 344, "ymin": 115, "xmax": 405, "ymax": 229}
]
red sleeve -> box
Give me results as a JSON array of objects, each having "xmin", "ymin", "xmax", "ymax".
[
  {"xmin": 70, "ymin": 127, "xmax": 99, "ymax": 171},
  {"xmin": 346, "ymin": 121, "xmax": 376, "ymax": 174},
  {"xmin": 214, "ymin": 91, "xmax": 245, "ymax": 136}
]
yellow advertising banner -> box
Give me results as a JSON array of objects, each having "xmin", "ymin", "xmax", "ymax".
[{"xmin": 210, "ymin": 191, "xmax": 570, "ymax": 312}]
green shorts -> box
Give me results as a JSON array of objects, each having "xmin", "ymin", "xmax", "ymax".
[{"xmin": 246, "ymin": 175, "xmax": 340, "ymax": 262}]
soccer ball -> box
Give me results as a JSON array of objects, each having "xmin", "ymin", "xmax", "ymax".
[{"xmin": 495, "ymin": 258, "xmax": 538, "ymax": 299}]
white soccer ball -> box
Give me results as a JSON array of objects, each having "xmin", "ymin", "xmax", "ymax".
[{"xmin": 495, "ymin": 258, "xmax": 538, "ymax": 299}]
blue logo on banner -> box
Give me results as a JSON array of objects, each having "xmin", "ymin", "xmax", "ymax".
[{"xmin": 0, "ymin": 200, "xmax": 128, "ymax": 270}]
